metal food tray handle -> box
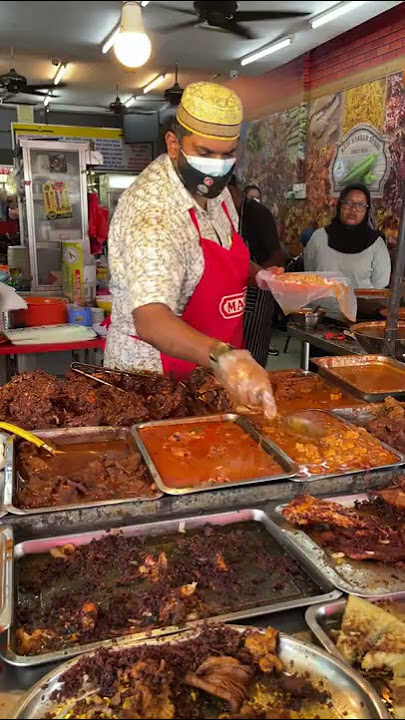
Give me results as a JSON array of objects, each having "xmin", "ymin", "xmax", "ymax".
[{"xmin": 0, "ymin": 526, "xmax": 13, "ymax": 635}]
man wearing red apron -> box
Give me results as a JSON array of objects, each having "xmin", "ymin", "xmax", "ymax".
[{"xmin": 106, "ymin": 82, "xmax": 281, "ymax": 418}]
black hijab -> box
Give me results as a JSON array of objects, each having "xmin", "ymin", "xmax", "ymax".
[{"xmin": 326, "ymin": 183, "xmax": 381, "ymax": 254}]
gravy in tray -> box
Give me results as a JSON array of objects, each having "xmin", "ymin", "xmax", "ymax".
[
  {"xmin": 139, "ymin": 421, "xmax": 282, "ymax": 489},
  {"xmin": 335, "ymin": 363, "xmax": 405, "ymax": 393}
]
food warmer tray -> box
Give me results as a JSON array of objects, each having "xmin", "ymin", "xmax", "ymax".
[
  {"xmin": 277, "ymin": 409, "xmax": 404, "ymax": 484},
  {"xmin": 3, "ymin": 426, "xmax": 162, "ymax": 516},
  {"xmin": 3, "ymin": 508, "xmax": 341, "ymax": 666},
  {"xmin": 305, "ymin": 594, "xmax": 405, "ymax": 662},
  {"xmin": 272, "ymin": 494, "xmax": 405, "ymax": 598},
  {"xmin": 10, "ymin": 625, "xmax": 389, "ymax": 720},
  {"xmin": 313, "ymin": 355, "xmax": 405, "ymax": 402},
  {"xmin": 134, "ymin": 414, "xmax": 299, "ymax": 495}
]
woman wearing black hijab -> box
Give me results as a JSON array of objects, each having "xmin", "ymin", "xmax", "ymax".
[{"xmin": 304, "ymin": 183, "xmax": 391, "ymax": 290}]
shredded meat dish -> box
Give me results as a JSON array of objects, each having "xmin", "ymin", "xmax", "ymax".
[
  {"xmin": 269, "ymin": 372, "xmax": 360, "ymax": 414},
  {"xmin": 15, "ymin": 522, "xmax": 319, "ymax": 656},
  {"xmin": 44, "ymin": 625, "xmax": 332, "ymax": 719},
  {"xmin": 0, "ymin": 368, "xmax": 232, "ymax": 430},
  {"xmin": 282, "ymin": 481, "xmax": 405, "ymax": 565}
]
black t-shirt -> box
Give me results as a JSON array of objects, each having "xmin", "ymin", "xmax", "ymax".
[{"xmin": 240, "ymin": 198, "xmax": 281, "ymax": 266}]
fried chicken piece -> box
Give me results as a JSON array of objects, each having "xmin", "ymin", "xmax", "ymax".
[
  {"xmin": 120, "ymin": 660, "xmax": 175, "ymax": 719},
  {"xmin": 282, "ymin": 495, "xmax": 367, "ymax": 529},
  {"xmin": 158, "ymin": 583, "xmax": 200, "ymax": 625},
  {"xmin": 245, "ymin": 629, "xmax": 284, "ymax": 674},
  {"xmin": 16, "ymin": 627, "xmax": 58, "ymax": 655},
  {"xmin": 80, "ymin": 601, "xmax": 98, "ymax": 632},
  {"xmin": 138, "ymin": 552, "xmax": 168, "ymax": 583},
  {"xmin": 372, "ymin": 483, "xmax": 405, "ymax": 510},
  {"xmin": 186, "ymin": 656, "xmax": 254, "ymax": 711}
]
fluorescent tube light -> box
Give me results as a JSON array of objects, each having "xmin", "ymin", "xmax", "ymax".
[
  {"xmin": 241, "ymin": 37, "xmax": 292, "ymax": 67},
  {"xmin": 311, "ymin": 1, "xmax": 366, "ymax": 29}
]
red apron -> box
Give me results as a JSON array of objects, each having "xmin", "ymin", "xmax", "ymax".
[
  {"xmin": 108, "ymin": 202, "xmax": 250, "ymax": 380},
  {"xmin": 160, "ymin": 202, "xmax": 250, "ymax": 379}
]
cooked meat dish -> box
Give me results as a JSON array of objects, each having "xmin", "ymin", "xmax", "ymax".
[
  {"xmin": 15, "ymin": 522, "xmax": 319, "ymax": 656},
  {"xmin": 260, "ymin": 410, "xmax": 398, "ymax": 477},
  {"xmin": 282, "ymin": 483, "xmax": 405, "ymax": 565},
  {"xmin": 0, "ymin": 368, "xmax": 231, "ymax": 430},
  {"xmin": 44, "ymin": 625, "xmax": 333, "ymax": 719},
  {"xmin": 269, "ymin": 372, "xmax": 360, "ymax": 414},
  {"xmin": 16, "ymin": 437, "xmax": 158, "ymax": 508},
  {"xmin": 364, "ymin": 397, "xmax": 405, "ymax": 454}
]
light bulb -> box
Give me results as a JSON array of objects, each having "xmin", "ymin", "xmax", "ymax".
[
  {"xmin": 114, "ymin": 1, "xmax": 152, "ymax": 68},
  {"xmin": 114, "ymin": 32, "xmax": 151, "ymax": 68}
]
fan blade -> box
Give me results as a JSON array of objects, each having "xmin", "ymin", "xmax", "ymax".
[
  {"xmin": 153, "ymin": 19, "xmax": 198, "ymax": 33},
  {"xmin": 219, "ymin": 20, "xmax": 254, "ymax": 39},
  {"xmin": 235, "ymin": 10, "xmax": 310, "ymax": 22},
  {"xmin": 152, "ymin": 3, "xmax": 196, "ymax": 16},
  {"xmin": 25, "ymin": 82, "xmax": 67, "ymax": 91},
  {"xmin": 23, "ymin": 89, "xmax": 51, "ymax": 97}
]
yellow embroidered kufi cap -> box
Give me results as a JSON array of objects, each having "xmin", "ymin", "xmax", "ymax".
[{"xmin": 176, "ymin": 82, "xmax": 243, "ymax": 141}]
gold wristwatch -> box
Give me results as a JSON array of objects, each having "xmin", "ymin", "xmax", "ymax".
[{"xmin": 209, "ymin": 341, "xmax": 234, "ymax": 367}]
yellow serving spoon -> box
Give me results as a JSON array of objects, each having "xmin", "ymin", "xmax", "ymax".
[{"xmin": 0, "ymin": 422, "xmax": 64, "ymax": 455}]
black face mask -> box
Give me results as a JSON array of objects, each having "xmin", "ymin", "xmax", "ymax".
[{"xmin": 176, "ymin": 150, "xmax": 235, "ymax": 199}]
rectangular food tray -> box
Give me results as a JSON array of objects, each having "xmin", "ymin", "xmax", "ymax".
[
  {"xmin": 313, "ymin": 355, "xmax": 405, "ymax": 402},
  {"xmin": 3, "ymin": 426, "xmax": 162, "ymax": 515},
  {"xmin": 305, "ymin": 594, "xmax": 405, "ymax": 662},
  {"xmin": 3, "ymin": 508, "xmax": 341, "ymax": 666},
  {"xmin": 134, "ymin": 414, "xmax": 298, "ymax": 495},
  {"xmin": 272, "ymin": 494, "xmax": 405, "ymax": 598},
  {"xmin": 274, "ymin": 409, "xmax": 403, "ymax": 483}
]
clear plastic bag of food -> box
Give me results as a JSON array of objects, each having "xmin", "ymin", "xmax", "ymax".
[{"xmin": 267, "ymin": 272, "xmax": 357, "ymax": 322}]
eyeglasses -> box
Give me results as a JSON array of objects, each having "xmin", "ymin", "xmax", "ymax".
[{"xmin": 342, "ymin": 200, "xmax": 369, "ymax": 212}]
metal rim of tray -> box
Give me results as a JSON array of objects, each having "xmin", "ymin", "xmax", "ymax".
[
  {"xmin": 3, "ymin": 427, "xmax": 163, "ymax": 516},
  {"xmin": 133, "ymin": 414, "xmax": 299, "ymax": 495},
  {"xmin": 313, "ymin": 354, "xmax": 405, "ymax": 402},
  {"xmin": 281, "ymin": 408, "xmax": 404, "ymax": 483},
  {"xmin": 10, "ymin": 625, "xmax": 389, "ymax": 720},
  {"xmin": 3, "ymin": 508, "xmax": 341, "ymax": 667},
  {"xmin": 272, "ymin": 494, "xmax": 405, "ymax": 598}
]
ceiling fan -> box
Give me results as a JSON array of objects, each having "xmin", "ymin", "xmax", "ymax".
[
  {"xmin": 153, "ymin": 1, "xmax": 310, "ymax": 39},
  {"xmin": 108, "ymin": 86, "xmax": 127, "ymax": 115},
  {"xmin": 0, "ymin": 68, "xmax": 66, "ymax": 103}
]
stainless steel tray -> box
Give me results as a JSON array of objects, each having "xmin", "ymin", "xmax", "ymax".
[
  {"xmin": 4, "ymin": 508, "xmax": 340, "ymax": 666},
  {"xmin": 11, "ymin": 625, "xmax": 389, "ymax": 719},
  {"xmin": 273, "ymin": 493, "xmax": 405, "ymax": 597},
  {"xmin": 272, "ymin": 409, "xmax": 404, "ymax": 484},
  {"xmin": 4, "ymin": 426, "xmax": 162, "ymax": 515},
  {"xmin": 0, "ymin": 526, "xmax": 13, "ymax": 633},
  {"xmin": 134, "ymin": 414, "xmax": 298, "ymax": 495},
  {"xmin": 313, "ymin": 354, "xmax": 405, "ymax": 402},
  {"xmin": 305, "ymin": 594, "xmax": 405, "ymax": 662}
]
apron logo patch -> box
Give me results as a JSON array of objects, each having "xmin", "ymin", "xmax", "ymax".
[
  {"xmin": 219, "ymin": 290, "xmax": 247, "ymax": 319},
  {"xmin": 204, "ymin": 176, "xmax": 214, "ymax": 186}
]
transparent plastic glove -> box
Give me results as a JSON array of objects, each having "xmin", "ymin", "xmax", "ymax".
[
  {"xmin": 256, "ymin": 266, "xmax": 284, "ymax": 291},
  {"xmin": 215, "ymin": 350, "xmax": 277, "ymax": 420}
]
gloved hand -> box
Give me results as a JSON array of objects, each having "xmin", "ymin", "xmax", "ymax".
[
  {"xmin": 256, "ymin": 266, "xmax": 284, "ymax": 291},
  {"xmin": 214, "ymin": 349, "xmax": 277, "ymax": 420}
]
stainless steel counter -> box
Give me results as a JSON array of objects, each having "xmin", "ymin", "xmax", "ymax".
[
  {"xmin": 287, "ymin": 322, "xmax": 365, "ymax": 369},
  {"xmin": 1, "ymin": 466, "xmax": 401, "ymax": 718}
]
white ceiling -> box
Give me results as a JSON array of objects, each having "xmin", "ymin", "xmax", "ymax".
[{"xmin": 0, "ymin": 0, "xmax": 401, "ymax": 113}]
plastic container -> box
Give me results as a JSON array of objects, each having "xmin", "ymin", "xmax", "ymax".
[
  {"xmin": 67, "ymin": 306, "xmax": 92, "ymax": 326},
  {"xmin": 96, "ymin": 295, "xmax": 112, "ymax": 313},
  {"xmin": 91, "ymin": 307, "xmax": 105, "ymax": 324},
  {"xmin": 22, "ymin": 297, "xmax": 68, "ymax": 327}
]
